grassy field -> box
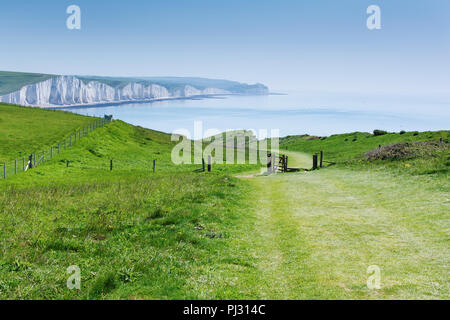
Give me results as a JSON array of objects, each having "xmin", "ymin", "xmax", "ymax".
[
  {"xmin": 279, "ymin": 130, "xmax": 449, "ymax": 162},
  {"xmin": 0, "ymin": 104, "xmax": 93, "ymax": 162},
  {"xmin": 230, "ymin": 152, "xmax": 449, "ymax": 299},
  {"xmin": 0, "ymin": 103, "xmax": 259, "ymax": 299},
  {"xmin": 0, "ymin": 103, "xmax": 448, "ymax": 299}
]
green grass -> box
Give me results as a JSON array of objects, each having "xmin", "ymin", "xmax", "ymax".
[
  {"xmin": 226, "ymin": 152, "xmax": 449, "ymax": 299},
  {"xmin": 0, "ymin": 104, "xmax": 260, "ymax": 299},
  {"xmin": 0, "ymin": 173, "xmax": 254, "ymax": 299},
  {"xmin": 0, "ymin": 103, "xmax": 94, "ymax": 162},
  {"xmin": 0, "ymin": 103, "xmax": 448, "ymax": 299},
  {"xmin": 279, "ymin": 130, "xmax": 449, "ymax": 163}
]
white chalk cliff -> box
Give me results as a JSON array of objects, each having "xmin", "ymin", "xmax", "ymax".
[{"xmin": 0, "ymin": 76, "xmax": 231, "ymax": 107}]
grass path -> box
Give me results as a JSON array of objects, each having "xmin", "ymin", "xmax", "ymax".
[{"xmin": 233, "ymin": 151, "xmax": 449, "ymax": 299}]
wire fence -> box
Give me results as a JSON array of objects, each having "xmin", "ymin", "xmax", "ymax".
[{"xmin": 1, "ymin": 116, "xmax": 112, "ymax": 180}]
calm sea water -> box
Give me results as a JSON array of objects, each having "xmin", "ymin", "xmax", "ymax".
[{"xmin": 61, "ymin": 91, "xmax": 449, "ymax": 137}]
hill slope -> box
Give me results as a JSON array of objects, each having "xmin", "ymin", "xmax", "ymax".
[
  {"xmin": 0, "ymin": 71, "xmax": 269, "ymax": 107},
  {"xmin": 0, "ymin": 71, "xmax": 53, "ymax": 96},
  {"xmin": 0, "ymin": 104, "xmax": 448, "ymax": 299},
  {"xmin": 0, "ymin": 104, "xmax": 257, "ymax": 299},
  {"xmin": 0, "ymin": 103, "xmax": 92, "ymax": 162}
]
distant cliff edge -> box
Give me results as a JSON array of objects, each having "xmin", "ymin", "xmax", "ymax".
[{"xmin": 0, "ymin": 72, "xmax": 269, "ymax": 107}]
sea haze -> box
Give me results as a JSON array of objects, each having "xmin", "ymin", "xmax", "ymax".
[{"xmin": 61, "ymin": 92, "xmax": 450, "ymax": 137}]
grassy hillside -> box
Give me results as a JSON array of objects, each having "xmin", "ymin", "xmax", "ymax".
[
  {"xmin": 80, "ymin": 75, "xmax": 268, "ymax": 93},
  {"xmin": 280, "ymin": 130, "xmax": 449, "ymax": 163},
  {"xmin": 0, "ymin": 103, "xmax": 94, "ymax": 162},
  {"xmin": 0, "ymin": 104, "xmax": 260, "ymax": 299},
  {"xmin": 0, "ymin": 71, "xmax": 54, "ymax": 96},
  {"xmin": 0, "ymin": 104, "xmax": 448, "ymax": 299},
  {"xmin": 78, "ymin": 76, "xmax": 244, "ymax": 91},
  {"xmin": 0, "ymin": 70, "xmax": 268, "ymax": 97},
  {"xmin": 0, "ymin": 172, "xmax": 252, "ymax": 299}
]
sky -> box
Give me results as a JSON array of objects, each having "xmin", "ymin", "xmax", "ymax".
[{"xmin": 0, "ymin": 0, "xmax": 449, "ymax": 95}]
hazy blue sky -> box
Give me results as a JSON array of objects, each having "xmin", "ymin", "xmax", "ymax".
[{"xmin": 0, "ymin": 0, "xmax": 449, "ymax": 94}]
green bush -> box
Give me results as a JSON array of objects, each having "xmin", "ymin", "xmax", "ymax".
[{"xmin": 373, "ymin": 129, "xmax": 388, "ymax": 136}]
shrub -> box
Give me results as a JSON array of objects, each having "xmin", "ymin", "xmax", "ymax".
[
  {"xmin": 400, "ymin": 130, "xmax": 406, "ymax": 135},
  {"xmin": 373, "ymin": 129, "xmax": 388, "ymax": 136},
  {"xmin": 365, "ymin": 141, "xmax": 449, "ymax": 161}
]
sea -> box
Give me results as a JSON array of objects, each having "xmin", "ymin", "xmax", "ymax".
[{"xmin": 60, "ymin": 91, "xmax": 449, "ymax": 138}]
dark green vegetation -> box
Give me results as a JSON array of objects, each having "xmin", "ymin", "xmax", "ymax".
[
  {"xmin": 0, "ymin": 103, "xmax": 448, "ymax": 299},
  {"xmin": 237, "ymin": 151, "xmax": 449, "ymax": 299},
  {"xmin": 0, "ymin": 71, "xmax": 54, "ymax": 96}
]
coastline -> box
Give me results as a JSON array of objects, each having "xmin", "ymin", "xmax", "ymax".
[
  {"xmin": 46, "ymin": 94, "xmax": 234, "ymax": 110},
  {"xmin": 46, "ymin": 92, "xmax": 274, "ymax": 110}
]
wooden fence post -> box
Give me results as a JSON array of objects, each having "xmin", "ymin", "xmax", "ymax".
[
  {"xmin": 312, "ymin": 154, "xmax": 318, "ymax": 170},
  {"xmin": 33, "ymin": 153, "xmax": 36, "ymax": 166},
  {"xmin": 153, "ymin": 160, "xmax": 156, "ymax": 173},
  {"xmin": 22, "ymin": 158, "xmax": 25, "ymax": 171},
  {"xmin": 320, "ymin": 151, "xmax": 323, "ymax": 168},
  {"xmin": 27, "ymin": 154, "xmax": 33, "ymax": 170},
  {"xmin": 51, "ymin": 147, "xmax": 53, "ymax": 159},
  {"xmin": 285, "ymin": 155, "xmax": 289, "ymax": 172},
  {"xmin": 207, "ymin": 156, "xmax": 212, "ymax": 172},
  {"xmin": 3, "ymin": 163, "xmax": 5, "ymax": 179},
  {"xmin": 267, "ymin": 153, "xmax": 272, "ymax": 173},
  {"xmin": 110, "ymin": 160, "xmax": 113, "ymax": 171},
  {"xmin": 202, "ymin": 158, "xmax": 205, "ymax": 172}
]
